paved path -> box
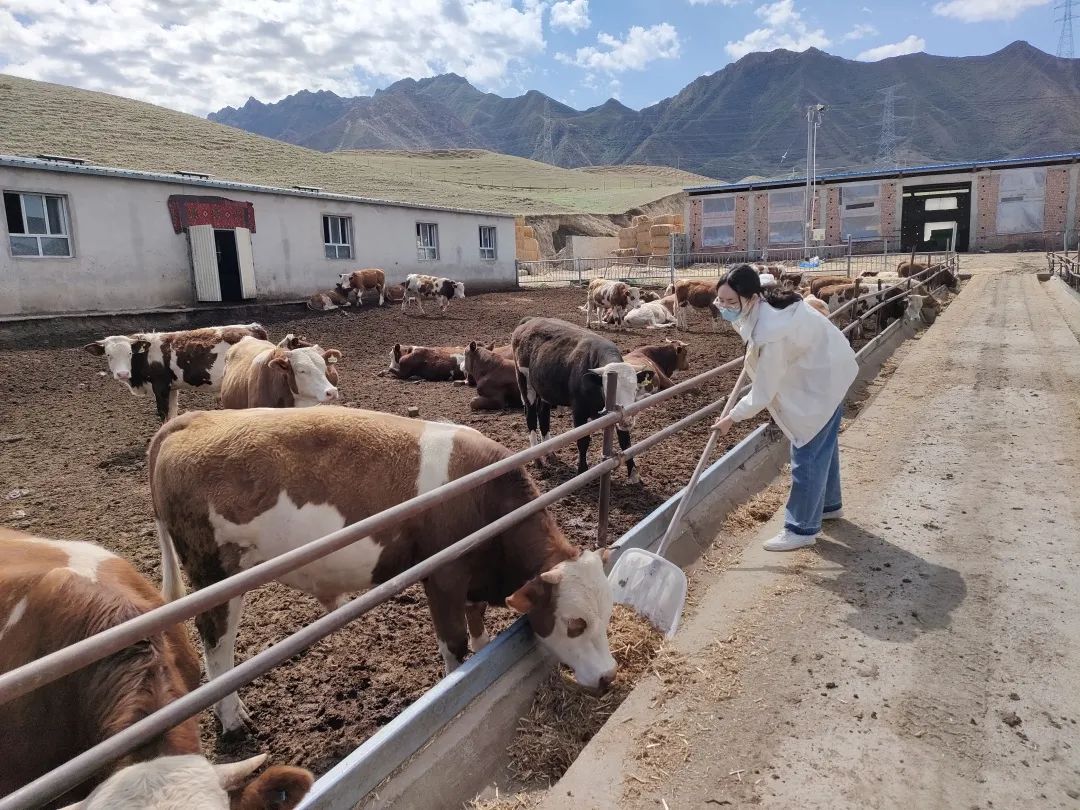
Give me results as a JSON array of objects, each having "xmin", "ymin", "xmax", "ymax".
[{"xmin": 543, "ymin": 260, "xmax": 1080, "ymax": 809}]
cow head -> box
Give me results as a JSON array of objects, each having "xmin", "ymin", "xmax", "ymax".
[
  {"xmin": 506, "ymin": 549, "xmax": 617, "ymax": 692},
  {"xmin": 626, "ymin": 286, "xmax": 643, "ymax": 310},
  {"xmin": 83, "ymin": 335, "xmax": 151, "ymax": 385},
  {"xmin": 277, "ymin": 333, "xmax": 315, "ymax": 350},
  {"xmin": 269, "ymin": 346, "xmax": 341, "ymax": 404},
  {"xmin": 464, "ymin": 341, "xmax": 480, "ymax": 378},
  {"xmin": 664, "ymin": 339, "xmax": 690, "ymax": 371},
  {"xmin": 452, "ymin": 280, "xmax": 466, "ymax": 300},
  {"xmin": 337, "ymin": 273, "xmax": 352, "ymax": 290},
  {"xmin": 586, "ymin": 361, "xmax": 654, "ymax": 428},
  {"xmin": 389, "ymin": 343, "xmax": 412, "ymax": 375}
]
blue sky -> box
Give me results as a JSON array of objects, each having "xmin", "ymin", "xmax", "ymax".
[{"xmin": 0, "ymin": 0, "xmax": 1066, "ymax": 115}]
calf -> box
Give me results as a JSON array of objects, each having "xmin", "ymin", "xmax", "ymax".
[
  {"xmin": 665, "ymin": 279, "xmax": 722, "ymax": 330},
  {"xmin": 896, "ymin": 260, "xmax": 927, "ymax": 278},
  {"xmin": 84, "ymin": 323, "xmax": 267, "ymax": 421},
  {"xmin": 463, "ymin": 342, "xmax": 523, "ymax": 410},
  {"xmin": 808, "ymin": 275, "xmax": 855, "ymax": 297},
  {"xmin": 0, "ymin": 529, "xmax": 201, "ymax": 804},
  {"xmin": 59, "ymin": 754, "xmax": 313, "ymax": 810},
  {"xmin": 623, "ymin": 339, "xmax": 689, "ymax": 390},
  {"xmin": 622, "ymin": 295, "xmax": 678, "ymax": 329},
  {"xmin": 802, "ymin": 293, "xmax": 832, "ymax": 319},
  {"xmin": 512, "ymin": 317, "xmax": 654, "ymax": 482},
  {"xmin": 585, "ymin": 280, "xmax": 642, "ymax": 328},
  {"xmin": 338, "ymin": 268, "xmax": 387, "ymax": 306},
  {"xmin": 388, "ymin": 343, "xmax": 466, "ymax": 382},
  {"xmin": 307, "ymin": 288, "xmax": 350, "ymax": 312},
  {"xmin": 403, "ymin": 274, "xmax": 465, "ymax": 315},
  {"xmin": 149, "ymin": 407, "xmax": 618, "ymax": 734},
  {"xmin": 220, "ymin": 337, "xmax": 341, "ymax": 409},
  {"xmin": 817, "ymin": 281, "xmax": 865, "ymax": 313}
]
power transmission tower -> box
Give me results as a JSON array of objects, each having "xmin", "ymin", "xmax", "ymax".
[
  {"xmin": 875, "ymin": 84, "xmax": 904, "ymax": 169},
  {"xmin": 1057, "ymin": 0, "xmax": 1075, "ymax": 58}
]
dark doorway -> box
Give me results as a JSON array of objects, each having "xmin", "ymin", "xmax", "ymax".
[
  {"xmin": 214, "ymin": 229, "xmax": 243, "ymax": 302},
  {"xmin": 900, "ymin": 182, "xmax": 971, "ymax": 253}
]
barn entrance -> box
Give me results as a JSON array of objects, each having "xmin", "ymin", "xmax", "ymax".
[
  {"xmin": 186, "ymin": 224, "xmax": 258, "ymax": 302},
  {"xmin": 900, "ymin": 182, "xmax": 971, "ymax": 252},
  {"xmin": 213, "ymin": 229, "xmax": 244, "ymax": 302}
]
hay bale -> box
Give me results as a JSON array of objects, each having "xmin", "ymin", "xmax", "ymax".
[
  {"xmin": 631, "ymin": 214, "xmax": 650, "ymax": 226},
  {"xmin": 521, "ymin": 226, "xmax": 535, "ymax": 239},
  {"xmin": 652, "ymin": 214, "xmax": 678, "ymax": 226},
  {"xmin": 650, "ymin": 224, "xmax": 675, "ymax": 238}
]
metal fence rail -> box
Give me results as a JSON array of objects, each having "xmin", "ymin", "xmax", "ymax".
[
  {"xmin": 0, "ymin": 257, "xmax": 958, "ymax": 809},
  {"xmin": 1047, "ymin": 250, "xmax": 1080, "ymax": 292}
]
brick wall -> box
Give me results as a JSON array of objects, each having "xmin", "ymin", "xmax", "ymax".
[
  {"xmin": 975, "ymin": 172, "xmax": 999, "ymax": 240},
  {"xmin": 825, "ymin": 187, "xmax": 841, "ymax": 244},
  {"xmin": 880, "ymin": 181, "xmax": 898, "ymax": 238},
  {"xmin": 689, "ymin": 198, "xmax": 702, "ymax": 251},
  {"xmin": 753, "ymin": 192, "xmax": 769, "ymax": 249},
  {"xmin": 1044, "ymin": 167, "xmax": 1069, "ymax": 234},
  {"xmin": 735, "ymin": 193, "xmax": 749, "ymax": 251}
]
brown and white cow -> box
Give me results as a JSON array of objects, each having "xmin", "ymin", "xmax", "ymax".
[
  {"xmin": 665, "ymin": 279, "xmax": 722, "ymax": 330},
  {"xmin": 338, "ymin": 268, "xmax": 387, "ymax": 307},
  {"xmin": 83, "ymin": 324, "xmax": 267, "ymax": 421},
  {"xmin": 801, "ymin": 292, "xmax": 832, "ymax": 319},
  {"xmin": 896, "ymin": 259, "xmax": 927, "ymax": 278},
  {"xmin": 403, "ymin": 274, "xmax": 465, "ymax": 315},
  {"xmin": 584, "ymin": 280, "xmax": 642, "ymax": 329},
  {"xmin": 59, "ymin": 754, "xmax": 313, "ymax": 810},
  {"xmin": 622, "ymin": 295, "xmax": 679, "ymax": 329},
  {"xmin": 220, "ymin": 337, "xmax": 341, "ymax": 409},
  {"xmin": 149, "ymin": 407, "xmax": 618, "ymax": 734},
  {"xmin": 388, "ymin": 344, "xmax": 466, "ymax": 382},
  {"xmin": 462, "ymin": 342, "xmax": 522, "ymax": 410},
  {"xmin": 0, "ymin": 529, "xmax": 201, "ymax": 804},
  {"xmin": 817, "ymin": 281, "xmax": 866, "ymax": 313},
  {"xmin": 307, "ymin": 288, "xmax": 351, "ymax": 312},
  {"xmin": 622, "ymin": 340, "xmax": 689, "ymax": 390},
  {"xmin": 807, "ymin": 275, "xmax": 856, "ymax": 297}
]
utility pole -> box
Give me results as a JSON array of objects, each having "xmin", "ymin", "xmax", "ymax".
[
  {"xmin": 1057, "ymin": 0, "xmax": 1075, "ymax": 58},
  {"xmin": 804, "ymin": 103, "xmax": 826, "ymax": 252},
  {"xmin": 875, "ymin": 84, "xmax": 904, "ymax": 169}
]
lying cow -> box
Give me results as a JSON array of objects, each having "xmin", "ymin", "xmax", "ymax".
[
  {"xmin": 665, "ymin": 279, "xmax": 721, "ymax": 330},
  {"xmin": 463, "ymin": 341, "xmax": 522, "ymax": 410},
  {"xmin": 388, "ymin": 343, "xmax": 466, "ymax": 382},
  {"xmin": 149, "ymin": 407, "xmax": 618, "ymax": 734},
  {"xmin": 808, "ymin": 275, "xmax": 855, "ymax": 297},
  {"xmin": 623, "ymin": 339, "xmax": 689, "ymax": 390},
  {"xmin": 403, "ymin": 274, "xmax": 465, "ymax": 315},
  {"xmin": 59, "ymin": 754, "xmax": 313, "ymax": 810},
  {"xmin": 0, "ymin": 529, "xmax": 201, "ymax": 803},
  {"xmin": 512, "ymin": 317, "xmax": 653, "ymax": 482},
  {"xmin": 307, "ymin": 288, "xmax": 351, "ymax": 312},
  {"xmin": 338, "ymin": 268, "xmax": 387, "ymax": 306},
  {"xmin": 220, "ymin": 337, "xmax": 341, "ymax": 409},
  {"xmin": 585, "ymin": 280, "xmax": 642, "ymax": 328},
  {"xmin": 84, "ymin": 323, "xmax": 267, "ymax": 421}
]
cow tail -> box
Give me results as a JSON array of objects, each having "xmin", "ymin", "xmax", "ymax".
[{"xmin": 156, "ymin": 520, "xmax": 186, "ymax": 602}]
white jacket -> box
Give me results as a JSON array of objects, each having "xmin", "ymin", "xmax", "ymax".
[{"xmin": 729, "ymin": 298, "xmax": 858, "ymax": 447}]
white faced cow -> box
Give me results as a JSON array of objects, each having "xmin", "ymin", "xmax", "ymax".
[
  {"xmin": 84, "ymin": 324, "xmax": 268, "ymax": 421},
  {"xmin": 584, "ymin": 280, "xmax": 642, "ymax": 329},
  {"xmin": 149, "ymin": 407, "xmax": 618, "ymax": 735},
  {"xmin": 402, "ymin": 274, "xmax": 465, "ymax": 315},
  {"xmin": 220, "ymin": 337, "xmax": 341, "ymax": 409}
]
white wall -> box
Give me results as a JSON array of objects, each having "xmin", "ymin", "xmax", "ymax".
[{"xmin": 0, "ymin": 166, "xmax": 517, "ymax": 316}]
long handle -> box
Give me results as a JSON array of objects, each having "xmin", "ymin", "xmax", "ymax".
[{"xmin": 656, "ymin": 368, "xmax": 749, "ymax": 559}]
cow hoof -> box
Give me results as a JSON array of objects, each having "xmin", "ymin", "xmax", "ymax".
[{"xmin": 628, "ymin": 470, "xmax": 641, "ymax": 485}]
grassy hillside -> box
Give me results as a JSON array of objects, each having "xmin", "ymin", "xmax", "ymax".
[{"xmin": 0, "ymin": 75, "xmax": 714, "ymax": 215}]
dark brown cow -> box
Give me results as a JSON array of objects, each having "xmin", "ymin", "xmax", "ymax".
[
  {"xmin": 463, "ymin": 342, "xmax": 523, "ymax": 410},
  {"xmin": 403, "ymin": 274, "xmax": 465, "ymax": 315},
  {"xmin": 220, "ymin": 337, "xmax": 342, "ymax": 409},
  {"xmin": 388, "ymin": 344, "xmax": 466, "ymax": 381},
  {"xmin": 83, "ymin": 324, "xmax": 267, "ymax": 421},
  {"xmin": 623, "ymin": 340, "xmax": 689, "ymax": 390},
  {"xmin": 0, "ymin": 529, "xmax": 201, "ymax": 805},
  {"xmin": 665, "ymin": 279, "xmax": 721, "ymax": 330},
  {"xmin": 337, "ymin": 268, "xmax": 386, "ymax": 306},
  {"xmin": 897, "ymin": 260, "xmax": 927, "ymax": 278},
  {"xmin": 149, "ymin": 407, "xmax": 618, "ymax": 734}
]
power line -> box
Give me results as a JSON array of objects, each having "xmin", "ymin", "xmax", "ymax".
[
  {"xmin": 875, "ymin": 84, "xmax": 904, "ymax": 169},
  {"xmin": 1058, "ymin": 0, "xmax": 1075, "ymax": 58}
]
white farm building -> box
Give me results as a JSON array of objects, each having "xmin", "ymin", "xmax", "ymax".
[{"xmin": 0, "ymin": 154, "xmax": 517, "ymax": 317}]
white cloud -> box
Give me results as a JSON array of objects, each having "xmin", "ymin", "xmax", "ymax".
[
  {"xmin": 725, "ymin": 0, "xmax": 829, "ymax": 59},
  {"xmin": 856, "ymin": 34, "xmax": 926, "ymax": 61},
  {"xmin": 932, "ymin": 0, "xmax": 1049, "ymax": 22},
  {"xmin": 557, "ymin": 23, "xmax": 681, "ymax": 73},
  {"xmin": 0, "ymin": 0, "xmax": 546, "ymax": 115},
  {"xmin": 688, "ymin": 0, "xmax": 742, "ymax": 5},
  {"xmin": 842, "ymin": 23, "xmax": 877, "ymax": 41},
  {"xmin": 550, "ymin": 0, "xmax": 590, "ymax": 32}
]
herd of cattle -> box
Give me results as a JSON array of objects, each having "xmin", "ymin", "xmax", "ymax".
[{"xmin": 2, "ymin": 259, "xmax": 955, "ymax": 808}]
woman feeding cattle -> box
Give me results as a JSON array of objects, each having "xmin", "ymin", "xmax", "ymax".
[{"xmin": 710, "ymin": 264, "xmax": 858, "ymax": 552}]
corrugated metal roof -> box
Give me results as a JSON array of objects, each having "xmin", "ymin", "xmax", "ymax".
[
  {"xmin": 686, "ymin": 151, "xmax": 1080, "ymax": 195},
  {"xmin": 0, "ymin": 154, "xmax": 515, "ymax": 218}
]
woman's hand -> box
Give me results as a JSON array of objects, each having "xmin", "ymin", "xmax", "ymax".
[{"xmin": 711, "ymin": 415, "xmax": 734, "ymax": 435}]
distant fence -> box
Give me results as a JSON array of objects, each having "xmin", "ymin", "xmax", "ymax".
[{"xmin": 1047, "ymin": 250, "xmax": 1080, "ymax": 292}]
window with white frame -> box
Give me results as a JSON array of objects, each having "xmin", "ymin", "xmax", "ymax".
[
  {"xmin": 996, "ymin": 167, "xmax": 1046, "ymax": 235},
  {"xmin": 768, "ymin": 188, "xmax": 804, "ymax": 244},
  {"xmin": 416, "ymin": 222, "xmax": 439, "ymax": 261},
  {"xmin": 479, "ymin": 225, "xmax": 497, "ymax": 260},
  {"xmin": 4, "ymin": 191, "xmax": 72, "ymax": 257},
  {"xmin": 701, "ymin": 196, "xmax": 736, "ymax": 247},
  {"xmin": 322, "ymin": 215, "xmax": 352, "ymax": 259},
  {"xmin": 840, "ymin": 182, "xmax": 881, "ymax": 240}
]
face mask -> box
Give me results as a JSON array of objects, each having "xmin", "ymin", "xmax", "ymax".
[{"xmin": 719, "ymin": 306, "xmax": 742, "ymax": 322}]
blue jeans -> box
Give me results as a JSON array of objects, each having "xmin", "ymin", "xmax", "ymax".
[{"xmin": 785, "ymin": 406, "xmax": 843, "ymax": 536}]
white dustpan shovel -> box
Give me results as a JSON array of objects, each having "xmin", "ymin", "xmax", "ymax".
[{"xmin": 608, "ymin": 368, "xmax": 749, "ymax": 638}]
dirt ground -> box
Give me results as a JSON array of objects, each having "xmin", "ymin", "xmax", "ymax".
[{"xmin": 0, "ymin": 286, "xmax": 800, "ymax": 775}]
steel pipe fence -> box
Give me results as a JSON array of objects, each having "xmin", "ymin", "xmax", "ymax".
[{"xmin": 1048, "ymin": 251, "xmax": 1080, "ymax": 292}]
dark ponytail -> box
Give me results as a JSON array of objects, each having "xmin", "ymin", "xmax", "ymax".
[{"xmin": 720, "ymin": 264, "xmax": 801, "ymax": 309}]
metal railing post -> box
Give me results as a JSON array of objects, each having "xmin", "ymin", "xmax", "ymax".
[
  {"xmin": 846, "ymin": 236, "xmax": 853, "ymax": 278},
  {"xmin": 597, "ymin": 371, "xmax": 619, "ymax": 547}
]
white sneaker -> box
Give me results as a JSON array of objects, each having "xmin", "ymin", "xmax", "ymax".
[
  {"xmin": 822, "ymin": 507, "xmax": 844, "ymax": 521},
  {"xmin": 763, "ymin": 529, "xmax": 818, "ymax": 552}
]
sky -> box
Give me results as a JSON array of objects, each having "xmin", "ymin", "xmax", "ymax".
[{"xmin": 0, "ymin": 0, "xmax": 1068, "ymax": 116}]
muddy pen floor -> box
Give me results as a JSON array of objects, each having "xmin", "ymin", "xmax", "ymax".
[{"xmin": 0, "ymin": 287, "xmax": 876, "ymax": 777}]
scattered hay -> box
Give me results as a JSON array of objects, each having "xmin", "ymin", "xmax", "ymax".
[
  {"xmin": 504, "ymin": 605, "xmax": 664, "ymax": 787},
  {"xmin": 466, "ymin": 790, "xmax": 537, "ymax": 810},
  {"xmin": 718, "ymin": 482, "xmax": 789, "ymax": 535}
]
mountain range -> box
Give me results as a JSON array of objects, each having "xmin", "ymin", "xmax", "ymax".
[{"xmin": 209, "ymin": 42, "xmax": 1080, "ymax": 181}]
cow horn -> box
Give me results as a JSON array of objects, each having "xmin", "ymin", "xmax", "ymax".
[{"xmin": 214, "ymin": 753, "xmax": 269, "ymax": 790}]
